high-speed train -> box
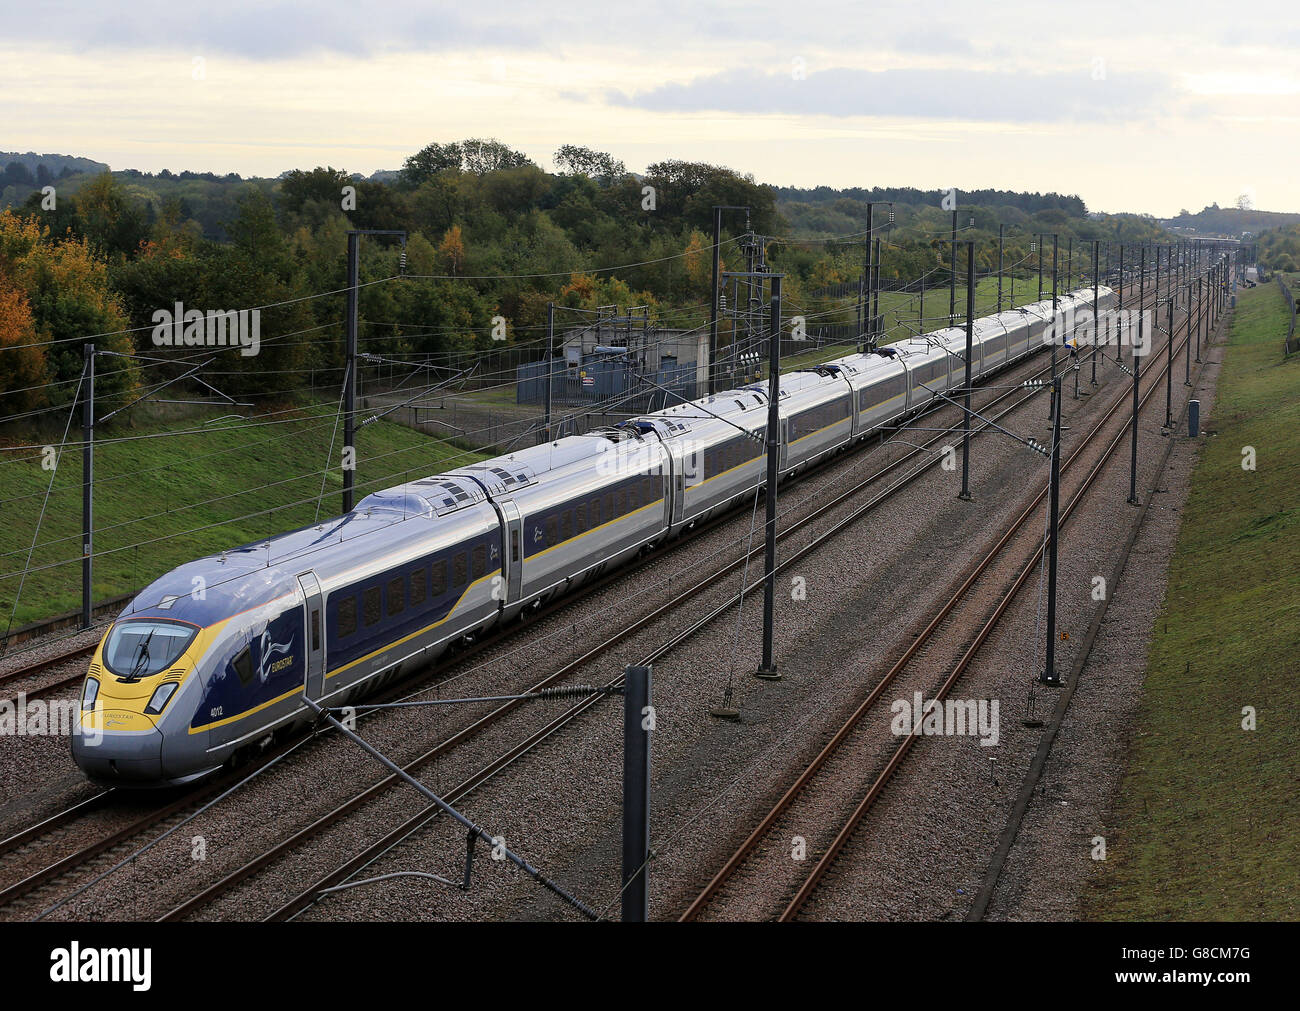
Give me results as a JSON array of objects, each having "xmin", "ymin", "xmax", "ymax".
[{"xmin": 73, "ymin": 285, "xmax": 1113, "ymax": 785}]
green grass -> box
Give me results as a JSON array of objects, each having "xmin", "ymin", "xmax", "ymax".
[
  {"xmin": 0, "ymin": 401, "xmax": 487, "ymax": 628},
  {"xmin": 455, "ymin": 384, "xmax": 527, "ymax": 408},
  {"xmin": 780, "ymin": 343, "xmax": 858, "ymax": 372},
  {"xmin": 1082, "ymin": 280, "xmax": 1300, "ymax": 921}
]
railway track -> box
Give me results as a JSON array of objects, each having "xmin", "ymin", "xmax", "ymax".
[
  {"xmin": 2, "ymin": 338, "xmax": 1054, "ymax": 922},
  {"xmin": 0, "ymin": 642, "xmax": 97, "ymax": 702},
  {"xmin": 4, "ymin": 275, "xmax": 1180, "ymax": 922},
  {"xmin": 158, "ymin": 342, "xmax": 1093, "ymax": 922},
  {"xmin": 679, "ymin": 290, "xmax": 1208, "ymax": 922}
]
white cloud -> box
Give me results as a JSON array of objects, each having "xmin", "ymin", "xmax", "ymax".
[
  {"xmin": 1, "ymin": 0, "xmax": 1297, "ymax": 215},
  {"xmin": 606, "ymin": 66, "xmax": 1175, "ymax": 123}
]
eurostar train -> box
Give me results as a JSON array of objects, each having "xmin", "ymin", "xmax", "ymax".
[{"xmin": 73, "ymin": 286, "xmax": 1113, "ymax": 785}]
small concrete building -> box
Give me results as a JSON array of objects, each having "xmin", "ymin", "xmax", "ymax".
[{"xmin": 561, "ymin": 322, "xmax": 709, "ymax": 394}]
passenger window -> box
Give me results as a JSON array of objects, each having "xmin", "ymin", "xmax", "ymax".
[
  {"xmin": 472, "ymin": 544, "xmax": 486, "ymax": 579},
  {"xmin": 560, "ymin": 510, "xmax": 572, "ymax": 541},
  {"xmin": 628, "ymin": 484, "xmax": 639, "ymax": 510},
  {"xmin": 546, "ymin": 515, "xmax": 559, "ymax": 546},
  {"xmin": 590, "ymin": 497, "xmax": 601, "ymax": 526},
  {"xmin": 363, "ymin": 587, "xmax": 381, "ymax": 626},
  {"xmin": 387, "ymin": 577, "xmax": 405, "ymax": 616},
  {"xmin": 615, "ymin": 489, "xmax": 626, "ymax": 516},
  {"xmin": 510, "ymin": 529, "xmax": 519, "ymax": 562},
  {"xmin": 431, "ymin": 560, "xmax": 448, "ymax": 597},
  {"xmin": 453, "ymin": 552, "xmax": 468, "ymax": 587},
  {"xmin": 576, "ymin": 502, "xmax": 587, "ymax": 533},
  {"xmin": 337, "ymin": 597, "xmax": 357, "ymax": 638},
  {"xmin": 603, "ymin": 492, "xmax": 614, "ymax": 519},
  {"xmin": 233, "ymin": 646, "xmax": 254, "ymax": 684},
  {"xmin": 311, "ymin": 610, "xmax": 320, "ymax": 651},
  {"xmin": 410, "ymin": 567, "xmax": 427, "ymax": 607}
]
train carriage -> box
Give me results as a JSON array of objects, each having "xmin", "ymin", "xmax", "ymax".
[
  {"xmin": 819, "ymin": 353, "xmax": 910, "ymax": 439},
  {"xmin": 767, "ymin": 371, "xmax": 854, "ymax": 474},
  {"xmin": 443, "ymin": 432, "xmax": 670, "ymax": 619},
  {"xmin": 625, "ymin": 391, "xmax": 769, "ymax": 534},
  {"xmin": 898, "ymin": 339, "xmax": 958, "ymax": 408},
  {"xmin": 970, "ymin": 315, "xmax": 1010, "ymax": 372}
]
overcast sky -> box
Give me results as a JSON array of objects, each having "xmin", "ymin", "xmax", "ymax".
[{"xmin": 3, "ymin": 0, "xmax": 1296, "ymax": 216}]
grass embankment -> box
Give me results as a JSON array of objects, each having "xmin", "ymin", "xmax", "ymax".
[
  {"xmin": 0, "ymin": 402, "xmax": 486, "ymax": 627},
  {"xmin": 1083, "ymin": 280, "xmax": 1300, "ymax": 921}
]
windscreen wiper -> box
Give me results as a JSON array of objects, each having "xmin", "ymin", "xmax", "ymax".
[{"xmin": 121, "ymin": 628, "xmax": 156, "ymax": 682}]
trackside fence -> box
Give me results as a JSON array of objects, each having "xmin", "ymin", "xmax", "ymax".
[{"xmin": 1279, "ymin": 276, "xmax": 1298, "ymax": 358}]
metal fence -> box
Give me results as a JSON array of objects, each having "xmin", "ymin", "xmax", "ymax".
[{"xmin": 1279, "ymin": 276, "xmax": 1298, "ymax": 357}]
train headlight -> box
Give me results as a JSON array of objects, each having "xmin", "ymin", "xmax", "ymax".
[
  {"xmin": 81, "ymin": 677, "xmax": 99, "ymax": 711},
  {"xmin": 144, "ymin": 682, "xmax": 178, "ymax": 716}
]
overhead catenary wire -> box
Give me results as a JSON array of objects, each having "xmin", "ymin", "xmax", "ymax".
[{"xmin": 0, "ymin": 248, "xmax": 1205, "ymax": 609}]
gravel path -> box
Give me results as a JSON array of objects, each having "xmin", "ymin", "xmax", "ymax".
[{"xmin": 980, "ymin": 319, "xmax": 1228, "ymax": 920}]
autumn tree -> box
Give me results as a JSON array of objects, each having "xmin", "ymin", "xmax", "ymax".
[
  {"xmin": 0, "ymin": 210, "xmax": 137, "ymax": 401},
  {"xmin": 682, "ymin": 230, "xmax": 720, "ymax": 294},
  {"xmin": 438, "ymin": 224, "xmax": 465, "ymax": 275},
  {"xmin": 0, "ymin": 278, "xmax": 47, "ymax": 412}
]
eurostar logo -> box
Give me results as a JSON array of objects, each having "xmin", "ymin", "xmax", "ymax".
[{"xmin": 257, "ymin": 629, "xmax": 294, "ymax": 682}]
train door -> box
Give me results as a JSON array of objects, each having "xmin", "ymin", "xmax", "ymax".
[
  {"xmin": 498, "ymin": 500, "xmax": 524, "ymax": 603},
  {"xmin": 672, "ymin": 443, "xmax": 689, "ymax": 526},
  {"xmin": 296, "ymin": 572, "xmax": 324, "ymax": 701}
]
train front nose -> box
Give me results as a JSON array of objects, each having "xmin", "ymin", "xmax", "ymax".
[{"xmin": 72, "ymin": 705, "xmax": 165, "ymax": 783}]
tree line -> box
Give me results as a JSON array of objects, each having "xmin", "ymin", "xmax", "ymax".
[{"xmin": 0, "ymin": 139, "xmax": 1172, "ymax": 428}]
